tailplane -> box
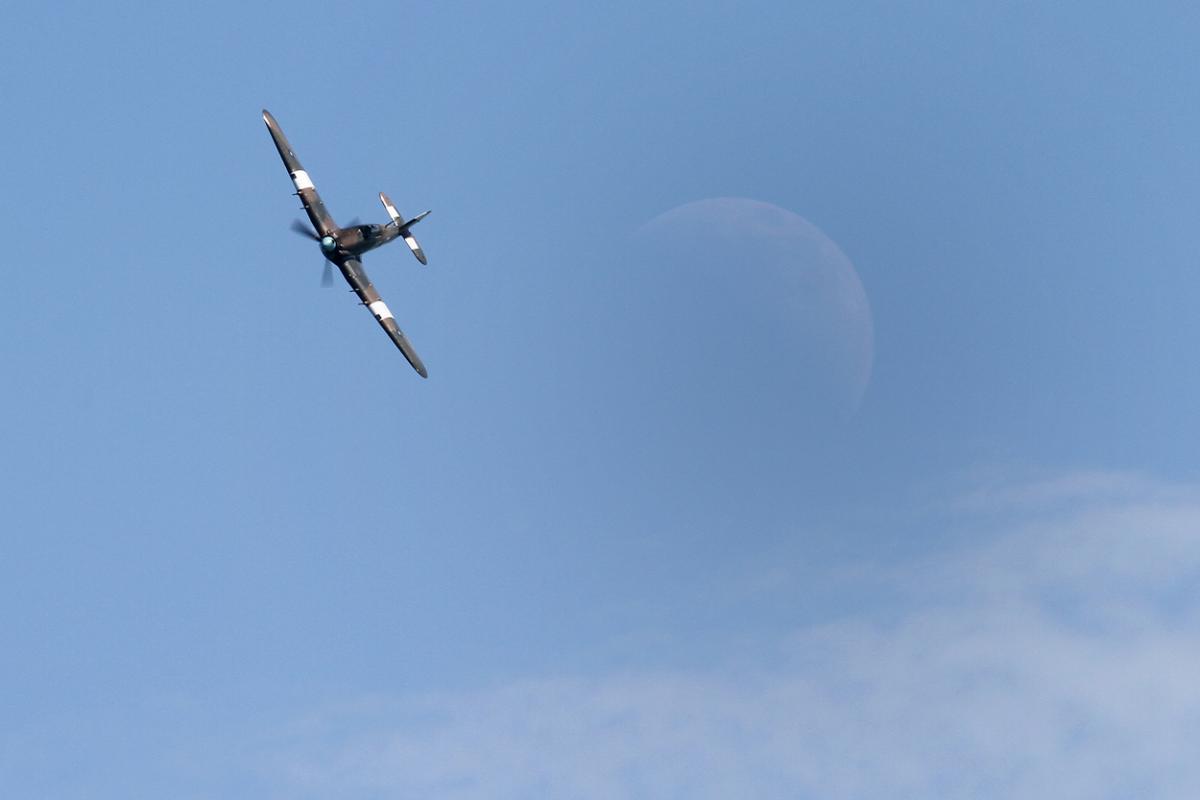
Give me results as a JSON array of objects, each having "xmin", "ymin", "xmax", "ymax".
[{"xmin": 379, "ymin": 192, "xmax": 431, "ymax": 265}]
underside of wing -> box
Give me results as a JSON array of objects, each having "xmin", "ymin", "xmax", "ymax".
[
  {"xmin": 262, "ymin": 109, "xmax": 337, "ymax": 237},
  {"xmin": 365, "ymin": 298, "xmax": 428, "ymax": 378}
]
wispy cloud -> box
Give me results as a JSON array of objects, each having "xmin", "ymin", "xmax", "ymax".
[{"xmin": 262, "ymin": 472, "xmax": 1200, "ymax": 799}]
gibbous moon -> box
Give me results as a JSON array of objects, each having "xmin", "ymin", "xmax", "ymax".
[{"xmin": 636, "ymin": 198, "xmax": 874, "ymax": 418}]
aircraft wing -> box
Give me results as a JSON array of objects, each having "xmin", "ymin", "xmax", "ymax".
[
  {"xmin": 262, "ymin": 109, "xmax": 337, "ymax": 237},
  {"xmin": 343, "ymin": 259, "xmax": 428, "ymax": 378},
  {"xmin": 379, "ymin": 312, "xmax": 428, "ymax": 378}
]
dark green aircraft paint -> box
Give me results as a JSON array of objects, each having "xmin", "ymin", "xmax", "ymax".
[{"xmin": 263, "ymin": 109, "xmax": 432, "ymax": 378}]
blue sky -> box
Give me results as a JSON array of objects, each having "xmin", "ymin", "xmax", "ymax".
[{"xmin": 2, "ymin": 2, "xmax": 1200, "ymax": 797}]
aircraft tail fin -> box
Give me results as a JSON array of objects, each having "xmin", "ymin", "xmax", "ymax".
[
  {"xmin": 402, "ymin": 209, "xmax": 432, "ymax": 229},
  {"xmin": 379, "ymin": 192, "xmax": 430, "ymax": 265}
]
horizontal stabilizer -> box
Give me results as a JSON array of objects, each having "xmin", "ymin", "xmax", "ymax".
[
  {"xmin": 400, "ymin": 210, "xmax": 430, "ymax": 263},
  {"xmin": 403, "ymin": 231, "xmax": 428, "ymax": 265},
  {"xmin": 379, "ymin": 191, "xmax": 403, "ymax": 225},
  {"xmin": 379, "ymin": 193, "xmax": 430, "ymax": 265},
  {"xmin": 379, "ymin": 192, "xmax": 431, "ymax": 231}
]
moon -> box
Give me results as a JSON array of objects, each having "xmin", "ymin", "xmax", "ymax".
[{"xmin": 634, "ymin": 198, "xmax": 874, "ymax": 420}]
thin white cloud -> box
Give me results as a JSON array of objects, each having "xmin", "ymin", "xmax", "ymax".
[
  {"xmin": 263, "ymin": 472, "xmax": 1200, "ymax": 799},
  {"xmin": 947, "ymin": 467, "xmax": 1171, "ymax": 515}
]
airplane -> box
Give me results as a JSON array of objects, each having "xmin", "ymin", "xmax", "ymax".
[{"xmin": 263, "ymin": 109, "xmax": 432, "ymax": 378}]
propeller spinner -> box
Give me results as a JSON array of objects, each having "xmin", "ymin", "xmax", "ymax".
[{"xmin": 290, "ymin": 219, "xmax": 337, "ymax": 287}]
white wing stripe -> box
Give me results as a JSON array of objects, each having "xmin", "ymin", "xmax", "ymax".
[
  {"xmin": 368, "ymin": 300, "xmax": 394, "ymax": 321},
  {"xmin": 291, "ymin": 170, "xmax": 315, "ymax": 190}
]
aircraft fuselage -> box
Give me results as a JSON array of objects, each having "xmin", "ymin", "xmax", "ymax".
[{"xmin": 333, "ymin": 223, "xmax": 401, "ymax": 258}]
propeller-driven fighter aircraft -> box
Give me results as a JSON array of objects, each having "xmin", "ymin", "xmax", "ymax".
[{"xmin": 263, "ymin": 109, "xmax": 432, "ymax": 377}]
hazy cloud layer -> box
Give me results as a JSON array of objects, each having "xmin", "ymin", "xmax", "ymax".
[{"xmin": 265, "ymin": 472, "xmax": 1200, "ymax": 799}]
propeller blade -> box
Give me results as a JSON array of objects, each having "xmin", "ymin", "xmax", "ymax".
[
  {"xmin": 291, "ymin": 219, "xmax": 319, "ymax": 241},
  {"xmin": 321, "ymin": 259, "xmax": 334, "ymax": 288},
  {"xmin": 346, "ymin": 217, "xmax": 362, "ymax": 228}
]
